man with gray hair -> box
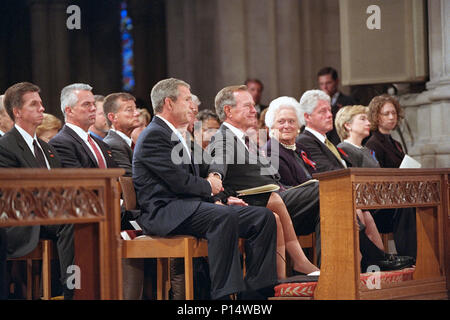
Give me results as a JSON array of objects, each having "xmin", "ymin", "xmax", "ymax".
[
  {"xmin": 49, "ymin": 83, "xmax": 116, "ymax": 169},
  {"xmin": 0, "ymin": 95, "xmax": 14, "ymax": 136},
  {"xmin": 208, "ymin": 85, "xmax": 321, "ymax": 270},
  {"xmin": 133, "ymin": 78, "xmax": 277, "ymax": 300},
  {"xmin": 296, "ymin": 89, "xmax": 349, "ymax": 173}
]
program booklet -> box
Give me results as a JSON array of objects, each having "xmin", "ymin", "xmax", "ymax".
[
  {"xmin": 400, "ymin": 155, "xmax": 422, "ymax": 168},
  {"xmin": 236, "ymin": 184, "xmax": 280, "ymax": 196},
  {"xmin": 286, "ymin": 179, "xmax": 319, "ymax": 191}
]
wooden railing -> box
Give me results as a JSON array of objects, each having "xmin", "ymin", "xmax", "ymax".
[
  {"xmin": 313, "ymin": 168, "xmax": 450, "ymax": 300},
  {"xmin": 0, "ymin": 168, "xmax": 124, "ymax": 300}
]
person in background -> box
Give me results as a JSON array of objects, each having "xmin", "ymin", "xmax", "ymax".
[
  {"xmin": 317, "ymin": 67, "xmax": 355, "ymax": 146},
  {"xmin": 131, "ymin": 108, "xmax": 151, "ymax": 145},
  {"xmin": 88, "ymin": 95, "xmax": 109, "ymax": 140},
  {"xmin": 245, "ymin": 78, "xmax": 267, "ymax": 116},
  {"xmin": 365, "ymin": 95, "xmax": 417, "ymax": 259},
  {"xmin": 36, "ymin": 113, "xmax": 62, "ymax": 142},
  {"xmin": 195, "ymin": 109, "xmax": 221, "ymax": 149},
  {"xmin": 0, "ymin": 95, "xmax": 14, "ymax": 136}
]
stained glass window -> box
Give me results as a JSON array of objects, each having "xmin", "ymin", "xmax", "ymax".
[{"xmin": 120, "ymin": 1, "xmax": 135, "ymax": 92}]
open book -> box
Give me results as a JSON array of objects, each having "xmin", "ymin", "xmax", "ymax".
[
  {"xmin": 236, "ymin": 184, "xmax": 280, "ymax": 196},
  {"xmin": 286, "ymin": 179, "xmax": 319, "ymax": 191}
]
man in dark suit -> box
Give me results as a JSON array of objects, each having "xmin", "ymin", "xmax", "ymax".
[
  {"xmin": 0, "ymin": 82, "xmax": 74, "ymax": 299},
  {"xmin": 317, "ymin": 67, "xmax": 355, "ymax": 145},
  {"xmin": 208, "ymin": 85, "xmax": 320, "ymax": 259},
  {"xmin": 133, "ymin": 78, "xmax": 277, "ymax": 300},
  {"xmin": 49, "ymin": 83, "xmax": 116, "ymax": 169},
  {"xmin": 297, "ymin": 89, "xmax": 414, "ymax": 271},
  {"xmin": 103, "ymin": 92, "xmax": 140, "ymax": 177}
]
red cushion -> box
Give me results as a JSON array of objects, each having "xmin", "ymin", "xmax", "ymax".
[{"xmin": 274, "ymin": 267, "xmax": 415, "ymax": 297}]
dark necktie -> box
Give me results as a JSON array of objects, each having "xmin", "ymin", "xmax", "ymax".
[
  {"xmin": 131, "ymin": 141, "xmax": 135, "ymax": 151},
  {"xmin": 33, "ymin": 140, "xmax": 47, "ymax": 168},
  {"xmin": 88, "ymin": 135, "xmax": 107, "ymax": 168}
]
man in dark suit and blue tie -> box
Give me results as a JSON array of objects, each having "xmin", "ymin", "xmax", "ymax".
[
  {"xmin": 133, "ymin": 78, "xmax": 277, "ymax": 300},
  {"xmin": 103, "ymin": 92, "xmax": 140, "ymax": 177},
  {"xmin": 49, "ymin": 83, "xmax": 116, "ymax": 169},
  {"xmin": 0, "ymin": 82, "xmax": 74, "ymax": 299}
]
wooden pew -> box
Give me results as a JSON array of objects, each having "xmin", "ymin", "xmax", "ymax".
[
  {"xmin": 313, "ymin": 168, "xmax": 449, "ymax": 300},
  {"xmin": 0, "ymin": 168, "xmax": 124, "ymax": 300}
]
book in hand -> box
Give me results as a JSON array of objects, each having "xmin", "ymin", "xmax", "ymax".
[
  {"xmin": 286, "ymin": 179, "xmax": 318, "ymax": 191},
  {"xmin": 400, "ymin": 155, "xmax": 421, "ymax": 168},
  {"xmin": 236, "ymin": 184, "xmax": 280, "ymax": 196}
]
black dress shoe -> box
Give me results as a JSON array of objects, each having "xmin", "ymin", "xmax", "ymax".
[{"xmin": 369, "ymin": 254, "xmax": 415, "ymax": 271}]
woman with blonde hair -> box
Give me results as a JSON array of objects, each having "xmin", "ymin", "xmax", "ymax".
[
  {"xmin": 335, "ymin": 105, "xmax": 415, "ymax": 269},
  {"xmin": 36, "ymin": 113, "xmax": 62, "ymax": 142}
]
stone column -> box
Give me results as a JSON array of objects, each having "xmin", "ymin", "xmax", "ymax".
[{"xmin": 399, "ymin": 0, "xmax": 450, "ymax": 168}]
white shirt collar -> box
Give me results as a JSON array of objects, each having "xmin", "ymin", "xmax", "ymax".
[
  {"xmin": 0, "ymin": 129, "xmax": 5, "ymax": 136},
  {"xmin": 331, "ymin": 91, "xmax": 340, "ymax": 106},
  {"xmin": 156, "ymin": 115, "xmax": 191, "ymax": 158},
  {"xmin": 66, "ymin": 122, "xmax": 89, "ymax": 142},
  {"xmin": 305, "ymin": 127, "xmax": 327, "ymax": 144},
  {"xmin": 15, "ymin": 124, "xmax": 37, "ymax": 153},
  {"xmin": 15, "ymin": 124, "xmax": 50, "ymax": 169},
  {"xmin": 343, "ymin": 139, "xmax": 362, "ymax": 149},
  {"xmin": 223, "ymin": 121, "xmax": 248, "ymax": 150},
  {"xmin": 111, "ymin": 128, "xmax": 132, "ymax": 147}
]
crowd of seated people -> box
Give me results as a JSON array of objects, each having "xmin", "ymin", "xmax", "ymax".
[{"xmin": 0, "ymin": 68, "xmax": 419, "ymax": 300}]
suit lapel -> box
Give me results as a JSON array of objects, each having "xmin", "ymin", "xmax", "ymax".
[
  {"xmin": 154, "ymin": 117, "xmax": 197, "ymax": 176},
  {"xmin": 304, "ymin": 130, "xmax": 344, "ymax": 168},
  {"xmin": 38, "ymin": 138, "xmax": 60, "ymax": 168},
  {"xmin": 11, "ymin": 128, "xmax": 39, "ymax": 168},
  {"xmin": 63, "ymin": 125, "xmax": 98, "ymax": 167}
]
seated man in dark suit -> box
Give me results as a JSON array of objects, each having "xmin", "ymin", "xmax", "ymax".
[
  {"xmin": 207, "ymin": 85, "xmax": 320, "ymax": 275},
  {"xmin": 133, "ymin": 78, "xmax": 277, "ymax": 300},
  {"xmin": 103, "ymin": 92, "xmax": 140, "ymax": 177},
  {"xmin": 296, "ymin": 89, "xmax": 414, "ymax": 271},
  {"xmin": 49, "ymin": 83, "xmax": 116, "ymax": 169},
  {"xmin": 317, "ymin": 67, "xmax": 355, "ymax": 146},
  {"xmin": 0, "ymin": 82, "xmax": 74, "ymax": 299}
]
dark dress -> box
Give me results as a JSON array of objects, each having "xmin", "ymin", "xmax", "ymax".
[{"xmin": 363, "ymin": 131, "xmax": 417, "ymax": 258}]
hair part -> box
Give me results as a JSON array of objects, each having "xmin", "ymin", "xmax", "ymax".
[
  {"xmin": 368, "ymin": 94, "xmax": 404, "ymax": 131},
  {"xmin": 103, "ymin": 92, "xmax": 136, "ymax": 126},
  {"xmin": 3, "ymin": 82, "xmax": 41, "ymax": 121},
  {"xmin": 60, "ymin": 83, "xmax": 93, "ymax": 118},
  {"xmin": 214, "ymin": 85, "xmax": 247, "ymax": 121},
  {"xmin": 335, "ymin": 105, "xmax": 369, "ymax": 141}
]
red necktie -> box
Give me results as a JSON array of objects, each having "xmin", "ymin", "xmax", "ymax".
[
  {"xmin": 88, "ymin": 135, "xmax": 107, "ymax": 168},
  {"xmin": 131, "ymin": 141, "xmax": 135, "ymax": 151}
]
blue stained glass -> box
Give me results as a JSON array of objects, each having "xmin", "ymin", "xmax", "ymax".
[{"xmin": 121, "ymin": 1, "xmax": 135, "ymax": 92}]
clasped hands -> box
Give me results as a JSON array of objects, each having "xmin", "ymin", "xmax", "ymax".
[{"xmin": 206, "ymin": 173, "xmax": 248, "ymax": 207}]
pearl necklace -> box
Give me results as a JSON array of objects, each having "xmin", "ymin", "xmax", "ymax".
[{"xmin": 280, "ymin": 141, "xmax": 296, "ymax": 151}]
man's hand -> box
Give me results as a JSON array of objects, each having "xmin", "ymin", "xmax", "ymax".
[
  {"xmin": 206, "ymin": 176, "xmax": 223, "ymax": 195},
  {"xmin": 226, "ymin": 196, "xmax": 248, "ymax": 206}
]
